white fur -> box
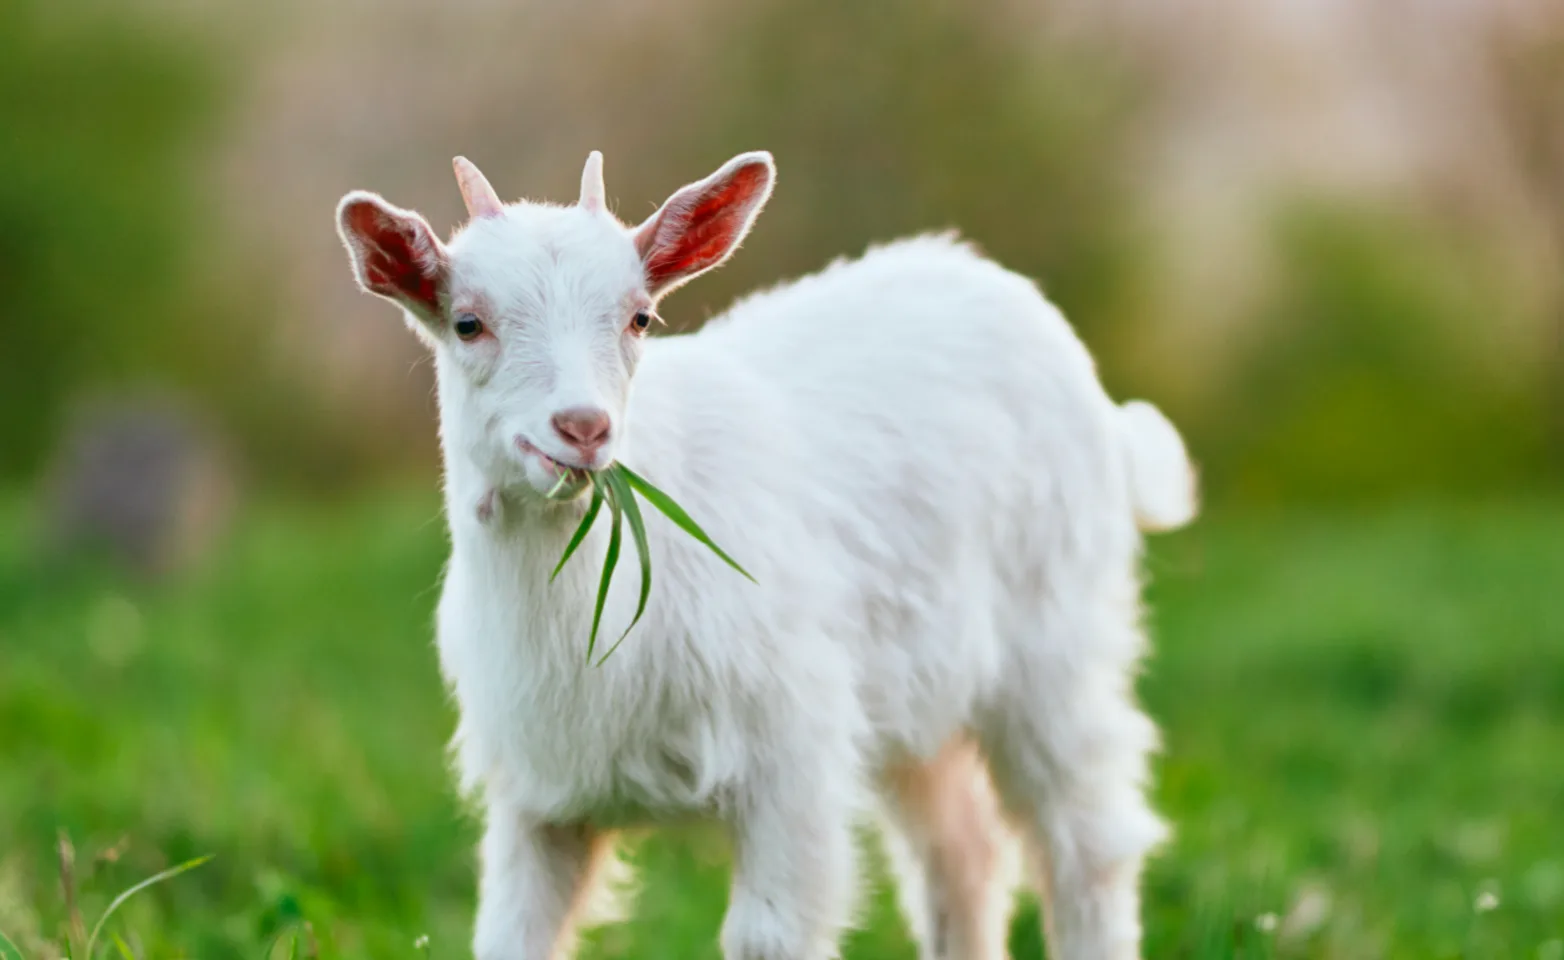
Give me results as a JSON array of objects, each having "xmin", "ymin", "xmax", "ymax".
[
  {"xmin": 336, "ymin": 152, "xmax": 1197, "ymax": 960},
  {"xmin": 1117, "ymin": 400, "xmax": 1198, "ymax": 533}
]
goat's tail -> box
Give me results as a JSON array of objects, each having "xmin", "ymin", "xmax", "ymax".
[{"xmin": 1116, "ymin": 400, "xmax": 1198, "ymax": 533}]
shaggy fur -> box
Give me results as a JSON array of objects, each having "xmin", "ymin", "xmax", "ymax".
[{"xmin": 336, "ymin": 150, "xmax": 1197, "ymax": 960}]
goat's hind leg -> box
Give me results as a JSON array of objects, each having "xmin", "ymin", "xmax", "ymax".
[
  {"xmin": 981, "ymin": 603, "xmax": 1166, "ymax": 960},
  {"xmin": 879, "ymin": 738, "xmax": 1017, "ymax": 960}
]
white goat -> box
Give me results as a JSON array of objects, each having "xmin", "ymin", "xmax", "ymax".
[{"xmin": 336, "ymin": 150, "xmax": 1196, "ymax": 960}]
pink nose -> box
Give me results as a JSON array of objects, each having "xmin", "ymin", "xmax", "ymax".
[{"xmin": 551, "ymin": 407, "xmax": 612, "ymax": 456}]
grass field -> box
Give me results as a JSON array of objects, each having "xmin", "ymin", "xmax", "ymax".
[{"xmin": 2, "ymin": 491, "xmax": 1561, "ymax": 959}]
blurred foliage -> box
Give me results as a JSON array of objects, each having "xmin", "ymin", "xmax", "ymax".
[
  {"xmin": 0, "ymin": 0, "xmax": 224, "ymax": 481},
  {"xmin": 1213, "ymin": 203, "xmax": 1554, "ymax": 503},
  {"xmin": 1, "ymin": 0, "xmax": 1560, "ymax": 505},
  {"xmin": 690, "ymin": 0, "xmax": 1146, "ymax": 337}
]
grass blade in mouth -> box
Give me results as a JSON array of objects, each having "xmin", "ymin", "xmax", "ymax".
[
  {"xmin": 594, "ymin": 467, "xmax": 652, "ymax": 666},
  {"xmin": 544, "ymin": 468, "xmax": 574, "ymax": 500},
  {"xmin": 616, "ymin": 464, "xmax": 755, "ymax": 583},
  {"xmin": 584, "ymin": 473, "xmax": 623, "ymax": 664},
  {"xmin": 552, "ymin": 462, "xmax": 751, "ymax": 664},
  {"xmin": 550, "ymin": 481, "xmax": 604, "ymax": 582}
]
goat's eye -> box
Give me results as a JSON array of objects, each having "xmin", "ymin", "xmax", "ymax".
[
  {"xmin": 630, "ymin": 311, "xmax": 652, "ymax": 334},
  {"xmin": 454, "ymin": 313, "xmax": 485, "ymax": 341}
]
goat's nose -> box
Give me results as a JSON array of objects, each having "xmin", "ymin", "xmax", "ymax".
[{"xmin": 551, "ymin": 407, "xmax": 612, "ymax": 454}]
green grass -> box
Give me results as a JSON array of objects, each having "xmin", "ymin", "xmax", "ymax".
[{"xmin": 2, "ymin": 492, "xmax": 1562, "ymax": 959}]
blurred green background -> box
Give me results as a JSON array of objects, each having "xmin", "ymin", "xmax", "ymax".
[{"xmin": 2, "ymin": 0, "xmax": 1561, "ymax": 957}]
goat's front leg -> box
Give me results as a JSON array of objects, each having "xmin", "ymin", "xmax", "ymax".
[
  {"xmin": 721, "ymin": 730, "xmax": 862, "ymax": 960},
  {"xmin": 473, "ymin": 806, "xmax": 614, "ymax": 960}
]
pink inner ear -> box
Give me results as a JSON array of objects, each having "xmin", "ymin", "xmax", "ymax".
[
  {"xmin": 346, "ymin": 203, "xmax": 442, "ymax": 311},
  {"xmin": 644, "ymin": 164, "xmax": 769, "ymax": 290}
]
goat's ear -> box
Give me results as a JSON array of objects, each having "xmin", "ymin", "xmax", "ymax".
[
  {"xmin": 634, "ymin": 151, "xmax": 775, "ymax": 298},
  {"xmin": 336, "ymin": 191, "xmax": 448, "ymax": 325}
]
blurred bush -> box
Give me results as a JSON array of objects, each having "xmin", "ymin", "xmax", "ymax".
[
  {"xmin": 693, "ymin": 0, "xmax": 1147, "ymax": 334},
  {"xmin": 0, "ymin": 0, "xmax": 221, "ymax": 481},
  {"xmin": 1208, "ymin": 202, "xmax": 1554, "ymax": 503}
]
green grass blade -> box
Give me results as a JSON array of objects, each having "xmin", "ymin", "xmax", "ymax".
[
  {"xmin": 585, "ymin": 475, "xmax": 623, "ymax": 664},
  {"xmin": 550, "ymin": 482, "xmax": 604, "ymax": 582},
  {"xmin": 111, "ymin": 934, "xmax": 135, "ymax": 960},
  {"xmin": 0, "ymin": 927, "xmax": 24, "ymax": 960},
  {"xmin": 617, "ymin": 464, "xmax": 755, "ymax": 583},
  {"xmin": 595, "ymin": 467, "xmax": 652, "ymax": 666},
  {"xmin": 84, "ymin": 855, "xmax": 212, "ymax": 960},
  {"xmin": 543, "ymin": 469, "xmax": 573, "ymax": 500}
]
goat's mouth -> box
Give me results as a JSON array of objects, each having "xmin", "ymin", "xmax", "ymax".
[
  {"xmin": 541, "ymin": 459, "xmax": 591, "ymax": 500},
  {"xmin": 515, "ymin": 436, "xmax": 594, "ymax": 499}
]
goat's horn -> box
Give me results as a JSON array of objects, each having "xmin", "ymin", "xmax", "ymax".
[
  {"xmin": 579, "ymin": 151, "xmax": 605, "ymax": 212},
  {"xmin": 453, "ymin": 156, "xmax": 503, "ymax": 219}
]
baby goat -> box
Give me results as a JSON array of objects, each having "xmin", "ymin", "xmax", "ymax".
[{"xmin": 336, "ymin": 151, "xmax": 1196, "ymax": 960}]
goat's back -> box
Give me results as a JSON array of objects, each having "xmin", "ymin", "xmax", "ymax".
[{"xmin": 617, "ymin": 234, "xmax": 1142, "ymax": 755}]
